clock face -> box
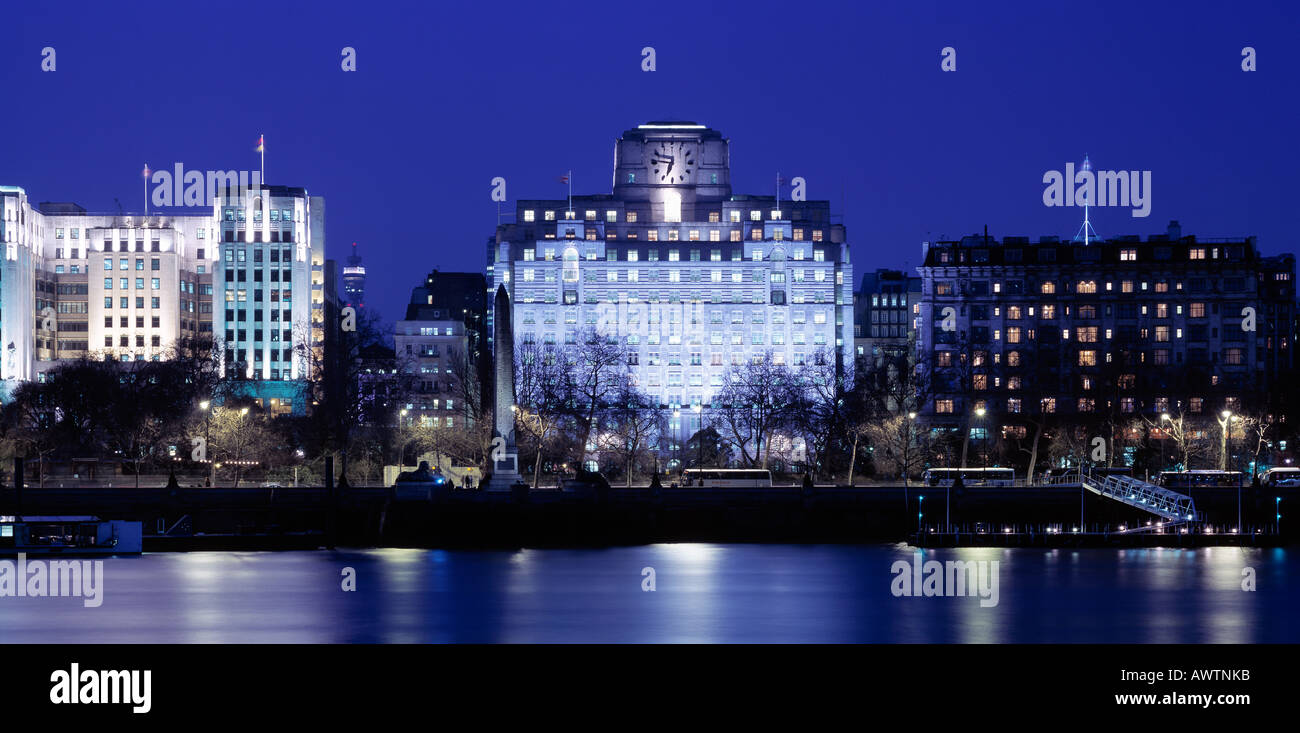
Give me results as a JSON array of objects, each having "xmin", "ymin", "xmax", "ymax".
[{"xmin": 648, "ymin": 142, "xmax": 695, "ymax": 184}]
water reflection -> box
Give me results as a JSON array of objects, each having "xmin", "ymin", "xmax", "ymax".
[{"xmin": 0, "ymin": 545, "xmax": 1293, "ymax": 643}]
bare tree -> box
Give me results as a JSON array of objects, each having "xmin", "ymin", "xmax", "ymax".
[
  {"xmin": 1143, "ymin": 411, "xmax": 1211, "ymax": 470},
  {"xmin": 853, "ymin": 344, "xmax": 934, "ymax": 483},
  {"xmin": 564, "ymin": 330, "xmax": 628, "ymax": 464},
  {"xmin": 709, "ymin": 352, "xmax": 800, "ymax": 469},
  {"xmin": 445, "ymin": 344, "xmax": 492, "ymax": 467},
  {"xmin": 514, "ymin": 341, "xmax": 571, "ymax": 488},
  {"xmin": 595, "ymin": 375, "xmax": 666, "ymax": 487},
  {"xmin": 208, "ymin": 403, "xmax": 276, "ymax": 489},
  {"xmin": 790, "ymin": 348, "xmax": 850, "ymax": 479}
]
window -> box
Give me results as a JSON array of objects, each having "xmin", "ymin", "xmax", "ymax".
[
  {"xmin": 1078, "ymin": 350, "xmax": 1097, "ymax": 366},
  {"xmin": 1120, "ymin": 249, "xmax": 1137, "ymax": 261}
]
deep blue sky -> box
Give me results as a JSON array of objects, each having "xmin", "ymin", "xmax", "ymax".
[{"xmin": 5, "ymin": 0, "xmax": 1297, "ymax": 322}]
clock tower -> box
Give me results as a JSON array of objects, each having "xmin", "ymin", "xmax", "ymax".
[{"xmin": 612, "ymin": 122, "xmax": 730, "ymax": 221}]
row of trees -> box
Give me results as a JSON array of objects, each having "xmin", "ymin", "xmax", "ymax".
[
  {"xmin": 510, "ymin": 331, "xmax": 876, "ymax": 485},
  {"xmin": 0, "ymin": 305, "xmax": 432, "ymax": 487},
  {"xmin": 0, "ymin": 337, "xmax": 291, "ymax": 487},
  {"xmin": 506, "ymin": 324, "xmax": 1299, "ymax": 485},
  {"xmin": 4, "ymin": 310, "xmax": 1291, "ymax": 488}
]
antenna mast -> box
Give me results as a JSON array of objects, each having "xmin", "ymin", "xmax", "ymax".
[{"xmin": 1073, "ymin": 154, "xmax": 1101, "ymax": 245}]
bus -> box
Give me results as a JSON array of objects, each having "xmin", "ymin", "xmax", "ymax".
[
  {"xmin": 680, "ymin": 469, "xmax": 773, "ymax": 488},
  {"xmin": 922, "ymin": 467, "xmax": 1016, "ymax": 487},
  {"xmin": 1262, "ymin": 467, "xmax": 1300, "ymax": 487},
  {"xmin": 1158, "ymin": 470, "xmax": 1245, "ymax": 489}
]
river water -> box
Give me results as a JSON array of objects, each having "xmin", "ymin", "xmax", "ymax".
[{"xmin": 1, "ymin": 544, "xmax": 1294, "ymax": 643}]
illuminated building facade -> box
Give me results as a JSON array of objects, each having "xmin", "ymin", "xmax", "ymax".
[{"xmin": 487, "ymin": 122, "xmax": 854, "ymax": 454}]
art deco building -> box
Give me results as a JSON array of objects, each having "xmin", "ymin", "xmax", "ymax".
[
  {"xmin": 487, "ymin": 122, "xmax": 854, "ymax": 449},
  {"xmin": 1, "ymin": 187, "xmax": 213, "ymax": 387},
  {"xmin": 916, "ymin": 221, "xmax": 1296, "ymax": 445},
  {"xmin": 1, "ymin": 182, "xmax": 324, "ymax": 416},
  {"xmin": 213, "ymin": 185, "xmax": 324, "ymax": 415}
]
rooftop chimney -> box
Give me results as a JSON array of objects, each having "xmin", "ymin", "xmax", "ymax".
[{"xmin": 1166, "ymin": 220, "xmax": 1182, "ymax": 240}]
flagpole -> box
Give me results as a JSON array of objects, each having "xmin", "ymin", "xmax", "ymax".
[
  {"xmin": 144, "ymin": 164, "xmax": 149, "ymax": 216},
  {"xmin": 568, "ymin": 170, "xmax": 573, "ymax": 216},
  {"xmin": 776, "ymin": 171, "xmax": 781, "ymax": 211},
  {"xmin": 260, "ymin": 132, "xmax": 265, "ymax": 186}
]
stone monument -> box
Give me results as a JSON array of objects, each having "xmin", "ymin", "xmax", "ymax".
[{"xmin": 485, "ymin": 284, "xmax": 523, "ymax": 491}]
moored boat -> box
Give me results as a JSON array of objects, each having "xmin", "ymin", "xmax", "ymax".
[{"xmin": 0, "ymin": 515, "xmax": 143, "ymax": 556}]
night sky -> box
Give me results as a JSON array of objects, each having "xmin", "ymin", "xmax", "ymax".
[{"xmin": 5, "ymin": 0, "xmax": 1296, "ymax": 322}]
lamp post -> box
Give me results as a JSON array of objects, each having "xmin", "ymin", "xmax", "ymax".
[
  {"xmin": 399, "ymin": 408, "xmax": 409, "ymax": 468},
  {"xmin": 918, "ymin": 494, "xmax": 924, "ymax": 533},
  {"xmin": 235, "ymin": 407, "xmax": 249, "ymax": 488},
  {"xmin": 673, "ymin": 408, "xmax": 682, "ymax": 477},
  {"xmin": 692, "ymin": 403, "xmax": 703, "ymax": 468},
  {"xmin": 199, "ymin": 400, "xmax": 212, "ymax": 487},
  {"xmin": 975, "ymin": 407, "xmax": 987, "ymax": 470},
  {"xmin": 904, "ymin": 412, "xmax": 917, "ymax": 490}
]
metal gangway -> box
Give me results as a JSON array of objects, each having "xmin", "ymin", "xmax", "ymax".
[{"xmin": 1053, "ymin": 467, "xmax": 1199, "ymax": 526}]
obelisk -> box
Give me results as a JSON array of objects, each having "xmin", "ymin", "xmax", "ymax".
[{"xmin": 485, "ymin": 283, "xmax": 522, "ymax": 490}]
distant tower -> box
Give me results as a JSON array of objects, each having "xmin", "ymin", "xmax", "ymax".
[
  {"xmin": 1073, "ymin": 154, "xmax": 1101, "ymax": 245},
  {"xmin": 343, "ymin": 242, "xmax": 367, "ymax": 309}
]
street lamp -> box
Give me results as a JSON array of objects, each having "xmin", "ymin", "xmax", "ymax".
[
  {"xmin": 975, "ymin": 407, "xmax": 988, "ymax": 470},
  {"xmin": 199, "ymin": 400, "xmax": 213, "ymax": 487},
  {"xmin": 399, "ymin": 408, "xmax": 409, "ymax": 468},
  {"xmin": 692, "ymin": 403, "xmax": 704, "ymax": 468},
  {"xmin": 904, "ymin": 412, "xmax": 917, "ymax": 490}
]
